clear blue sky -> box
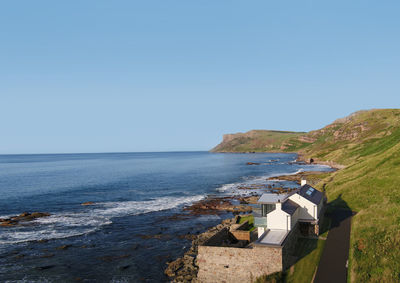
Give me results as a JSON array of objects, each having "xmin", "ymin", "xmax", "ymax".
[{"xmin": 1, "ymin": 1, "xmax": 399, "ymax": 154}]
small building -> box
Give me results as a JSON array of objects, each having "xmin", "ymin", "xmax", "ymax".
[{"xmin": 254, "ymin": 180, "xmax": 324, "ymax": 245}]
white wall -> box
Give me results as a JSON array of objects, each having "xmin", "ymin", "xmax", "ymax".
[
  {"xmin": 267, "ymin": 207, "xmax": 291, "ymax": 230},
  {"xmin": 289, "ymin": 194, "xmax": 320, "ymax": 220},
  {"xmin": 258, "ymin": 227, "xmax": 266, "ymax": 238}
]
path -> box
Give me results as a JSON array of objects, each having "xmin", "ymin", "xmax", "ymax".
[{"xmin": 314, "ymin": 209, "xmax": 353, "ymax": 283}]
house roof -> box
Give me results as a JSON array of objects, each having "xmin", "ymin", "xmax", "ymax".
[
  {"xmin": 257, "ymin": 193, "xmax": 288, "ymax": 204},
  {"xmin": 298, "ymin": 184, "xmax": 323, "ymax": 205},
  {"xmin": 282, "ymin": 199, "xmax": 300, "ymax": 215}
]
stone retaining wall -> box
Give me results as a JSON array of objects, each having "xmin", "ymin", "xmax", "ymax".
[
  {"xmin": 197, "ymin": 225, "xmax": 300, "ymax": 283},
  {"xmin": 230, "ymin": 220, "xmax": 251, "ymax": 242},
  {"xmin": 196, "ymin": 245, "xmax": 282, "ymax": 283},
  {"xmin": 231, "ymin": 230, "xmax": 251, "ymax": 241}
]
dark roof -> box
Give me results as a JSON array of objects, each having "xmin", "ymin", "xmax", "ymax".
[
  {"xmin": 282, "ymin": 199, "xmax": 300, "ymax": 215},
  {"xmin": 298, "ymin": 184, "xmax": 323, "ymax": 205}
]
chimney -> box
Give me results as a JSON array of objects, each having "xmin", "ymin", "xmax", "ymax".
[
  {"xmin": 276, "ymin": 200, "xmax": 282, "ymax": 210},
  {"xmin": 301, "ymin": 179, "xmax": 307, "ymax": 186}
]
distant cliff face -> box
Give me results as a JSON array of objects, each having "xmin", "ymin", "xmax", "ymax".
[
  {"xmin": 210, "ymin": 130, "xmax": 305, "ymax": 153},
  {"xmin": 212, "ymin": 109, "xmax": 400, "ymax": 164}
]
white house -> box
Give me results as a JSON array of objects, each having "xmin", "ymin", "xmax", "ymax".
[{"xmin": 254, "ymin": 180, "xmax": 324, "ymax": 246}]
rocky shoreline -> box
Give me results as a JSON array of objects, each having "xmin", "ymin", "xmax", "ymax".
[
  {"xmin": 164, "ymin": 216, "xmax": 237, "ymax": 282},
  {"xmin": 0, "ymin": 212, "xmax": 50, "ymax": 227}
]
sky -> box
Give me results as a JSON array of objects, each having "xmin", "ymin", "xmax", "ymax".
[{"xmin": 1, "ymin": 1, "xmax": 399, "ymax": 154}]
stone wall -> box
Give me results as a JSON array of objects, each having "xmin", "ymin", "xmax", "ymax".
[
  {"xmin": 230, "ymin": 220, "xmax": 251, "ymax": 242},
  {"xmin": 196, "ymin": 245, "xmax": 283, "ymax": 283},
  {"xmin": 196, "ymin": 225, "xmax": 300, "ymax": 283},
  {"xmin": 231, "ymin": 230, "xmax": 251, "ymax": 242}
]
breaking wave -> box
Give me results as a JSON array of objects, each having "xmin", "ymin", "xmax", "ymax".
[{"xmin": 0, "ymin": 194, "xmax": 205, "ymax": 245}]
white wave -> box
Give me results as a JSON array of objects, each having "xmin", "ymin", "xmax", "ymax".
[
  {"xmin": 215, "ymin": 183, "xmax": 237, "ymax": 193},
  {"xmin": 0, "ymin": 194, "xmax": 205, "ymax": 245},
  {"xmin": 94, "ymin": 194, "xmax": 205, "ymax": 218},
  {"xmin": 214, "ymin": 168, "xmax": 316, "ymax": 196}
]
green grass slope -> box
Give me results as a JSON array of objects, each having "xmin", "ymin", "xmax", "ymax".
[
  {"xmin": 309, "ymin": 110, "xmax": 400, "ymax": 282},
  {"xmin": 294, "ymin": 109, "xmax": 400, "ymax": 165},
  {"xmin": 316, "ymin": 140, "xmax": 400, "ymax": 282},
  {"xmin": 210, "ymin": 130, "xmax": 305, "ymax": 152},
  {"xmin": 213, "ymin": 109, "xmax": 400, "ymax": 282}
]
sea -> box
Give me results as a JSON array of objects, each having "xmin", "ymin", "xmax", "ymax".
[{"xmin": 0, "ymin": 151, "xmax": 333, "ymax": 282}]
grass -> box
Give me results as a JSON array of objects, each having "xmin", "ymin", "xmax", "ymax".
[
  {"xmin": 315, "ymin": 142, "xmax": 400, "ymax": 282},
  {"xmin": 253, "ymin": 238, "xmax": 327, "ymax": 283},
  {"xmin": 211, "ymin": 130, "xmax": 305, "ymax": 152},
  {"xmin": 238, "ymin": 215, "xmax": 256, "ymax": 232},
  {"xmin": 285, "ymin": 239, "xmax": 326, "ymax": 283},
  {"xmin": 217, "ymin": 109, "xmax": 400, "ymax": 282}
]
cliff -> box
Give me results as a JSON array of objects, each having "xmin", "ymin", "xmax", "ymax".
[{"xmin": 210, "ymin": 130, "xmax": 305, "ymax": 153}]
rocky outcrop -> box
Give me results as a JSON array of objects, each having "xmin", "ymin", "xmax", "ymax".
[
  {"xmin": 164, "ymin": 217, "xmax": 237, "ymax": 282},
  {"xmin": 210, "ymin": 130, "xmax": 304, "ymax": 153},
  {"xmin": 246, "ymin": 162, "xmax": 260, "ymax": 165},
  {"xmin": 184, "ymin": 197, "xmax": 252, "ymax": 215},
  {"xmin": 0, "ymin": 212, "xmax": 50, "ymax": 227}
]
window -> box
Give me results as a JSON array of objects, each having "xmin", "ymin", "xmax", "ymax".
[{"xmin": 262, "ymin": 204, "xmax": 276, "ymax": 216}]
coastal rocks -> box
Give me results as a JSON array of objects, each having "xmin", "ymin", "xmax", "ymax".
[
  {"xmin": 81, "ymin": 201, "xmax": 95, "ymax": 206},
  {"xmin": 36, "ymin": 265, "xmax": 55, "ymax": 270},
  {"xmin": 238, "ymin": 195, "xmax": 259, "ymax": 204},
  {"xmin": 270, "ymin": 187, "xmax": 297, "ymax": 194},
  {"xmin": 0, "ymin": 212, "xmax": 50, "ymax": 227},
  {"xmin": 56, "ymin": 245, "xmax": 72, "ymax": 250},
  {"xmin": 138, "ymin": 234, "xmax": 173, "ymax": 240},
  {"xmin": 164, "ymin": 217, "xmax": 236, "ymax": 282},
  {"xmin": 165, "ymin": 258, "xmax": 184, "ymax": 277},
  {"xmin": 184, "ymin": 197, "xmax": 252, "ymax": 215},
  {"xmin": 267, "ymin": 170, "xmax": 332, "ymax": 185},
  {"xmin": 246, "ymin": 162, "xmax": 260, "ymax": 165},
  {"xmin": 238, "ymin": 184, "xmax": 265, "ymax": 190}
]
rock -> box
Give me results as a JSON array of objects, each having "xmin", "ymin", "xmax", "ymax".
[
  {"xmin": 24, "ymin": 212, "xmax": 51, "ymax": 220},
  {"xmin": 0, "ymin": 212, "xmax": 51, "ymax": 227},
  {"xmin": 41, "ymin": 253, "xmax": 55, "ymax": 258},
  {"xmin": 56, "ymin": 245, "xmax": 71, "ymax": 250},
  {"xmin": 119, "ymin": 265, "xmax": 130, "ymax": 270},
  {"xmin": 246, "ymin": 162, "xmax": 261, "ymax": 165},
  {"xmin": 138, "ymin": 234, "xmax": 172, "ymax": 240},
  {"xmin": 0, "ymin": 220, "xmax": 17, "ymax": 227},
  {"xmin": 164, "ymin": 216, "xmax": 238, "ymax": 282},
  {"xmin": 36, "ymin": 265, "xmax": 55, "ymax": 270},
  {"xmin": 81, "ymin": 202, "xmax": 94, "ymax": 206},
  {"xmin": 165, "ymin": 258, "xmax": 184, "ymax": 277}
]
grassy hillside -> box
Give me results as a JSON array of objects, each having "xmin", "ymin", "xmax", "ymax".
[
  {"xmin": 309, "ymin": 110, "xmax": 400, "ymax": 282},
  {"xmin": 213, "ymin": 109, "xmax": 400, "ymax": 282},
  {"xmin": 210, "ymin": 130, "xmax": 305, "ymax": 152}
]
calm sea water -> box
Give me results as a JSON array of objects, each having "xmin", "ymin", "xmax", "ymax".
[{"xmin": 0, "ymin": 152, "xmax": 332, "ymax": 282}]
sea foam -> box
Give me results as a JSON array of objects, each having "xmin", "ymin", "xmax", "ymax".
[{"xmin": 0, "ymin": 194, "xmax": 205, "ymax": 245}]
